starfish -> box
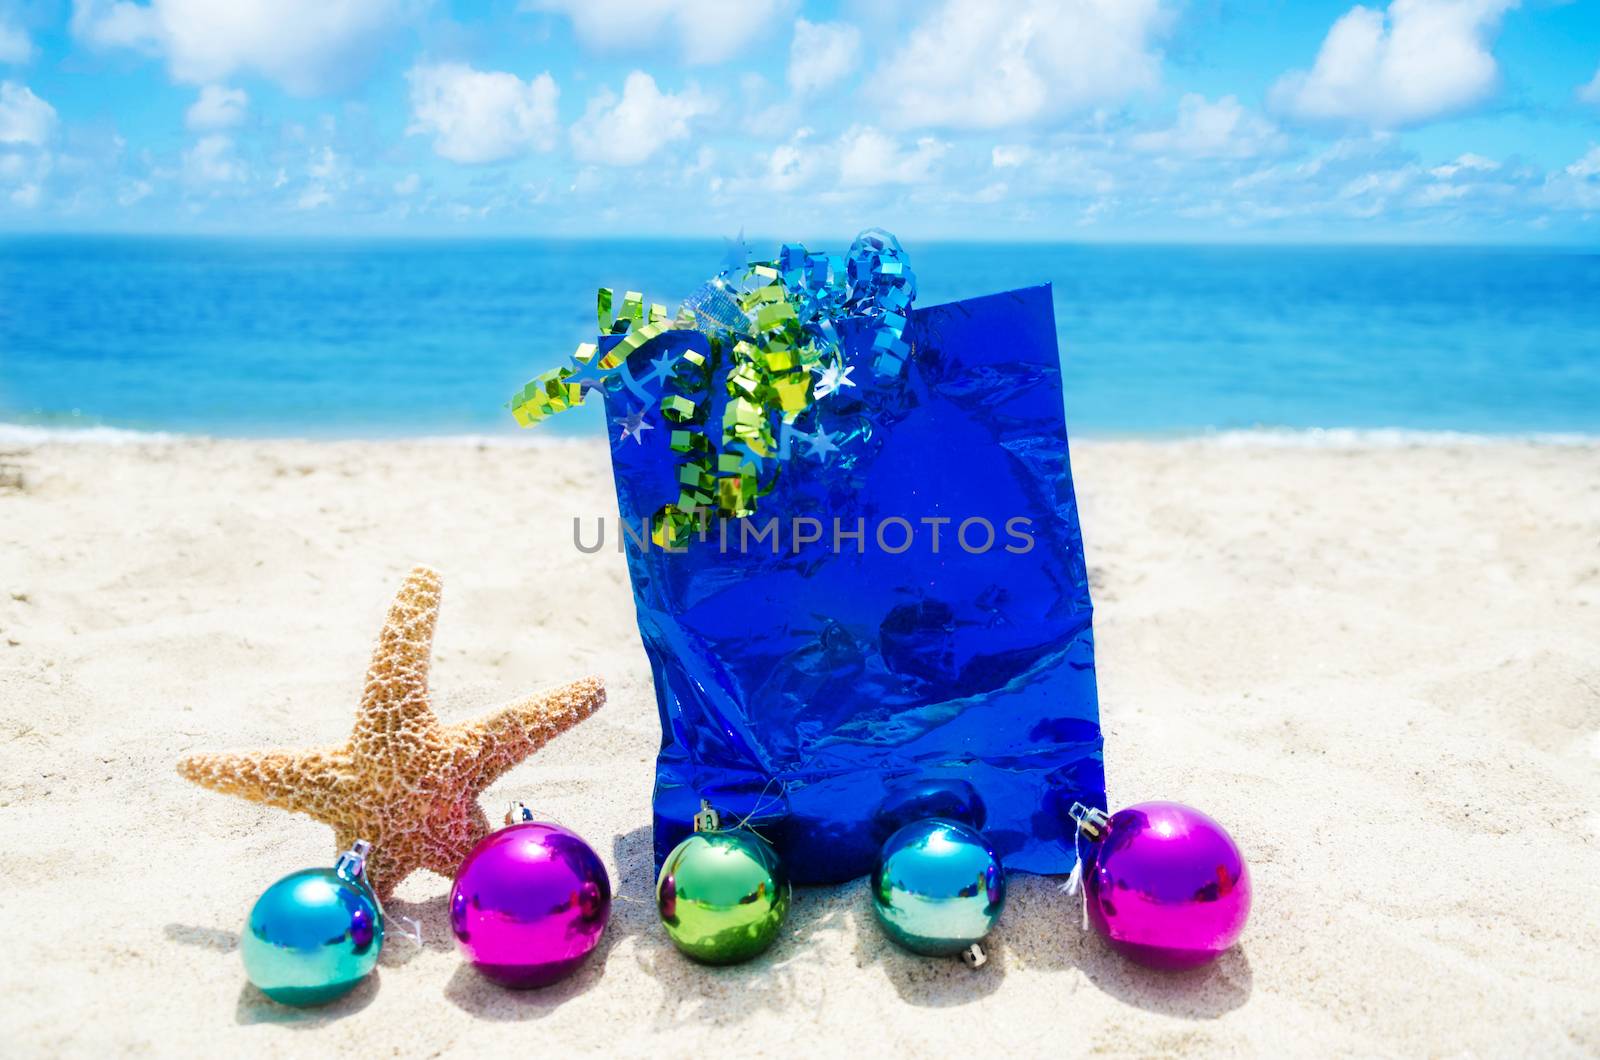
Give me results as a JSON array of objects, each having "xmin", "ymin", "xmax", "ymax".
[{"xmin": 176, "ymin": 566, "xmax": 605, "ymax": 900}]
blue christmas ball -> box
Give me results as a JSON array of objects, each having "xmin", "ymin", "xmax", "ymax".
[
  {"xmin": 875, "ymin": 778, "xmax": 987, "ymax": 842},
  {"xmin": 871, "ymin": 818, "xmax": 1005, "ymax": 958},
  {"xmin": 241, "ymin": 845, "xmax": 383, "ymax": 1007}
]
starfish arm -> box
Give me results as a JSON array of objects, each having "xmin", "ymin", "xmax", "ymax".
[
  {"xmin": 449, "ymin": 676, "xmax": 606, "ymax": 790},
  {"xmin": 176, "ymin": 748, "xmax": 352, "ymax": 821},
  {"xmin": 354, "ymin": 837, "xmax": 413, "ymax": 903},
  {"xmin": 420, "ymin": 803, "xmax": 493, "ymax": 882},
  {"xmin": 352, "ymin": 566, "xmax": 443, "ymax": 751}
]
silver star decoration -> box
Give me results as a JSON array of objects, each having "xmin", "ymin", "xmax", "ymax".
[
  {"xmin": 618, "ymin": 409, "xmax": 654, "ymax": 445},
  {"xmin": 719, "ymin": 228, "xmax": 750, "ymax": 276},
  {"xmin": 801, "ymin": 427, "xmax": 840, "ymax": 462},
  {"xmin": 566, "ymin": 352, "xmax": 610, "ymax": 392},
  {"xmin": 812, "ymin": 359, "xmax": 857, "ymax": 400},
  {"xmin": 643, "ymin": 350, "xmax": 677, "ymax": 387}
]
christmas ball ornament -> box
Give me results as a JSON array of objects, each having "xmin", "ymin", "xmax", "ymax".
[
  {"xmin": 450, "ymin": 804, "xmax": 612, "ymax": 988},
  {"xmin": 1072, "ymin": 800, "xmax": 1251, "ymax": 969},
  {"xmin": 656, "ymin": 801, "xmax": 791, "ymax": 964},
  {"xmin": 241, "ymin": 840, "xmax": 383, "ymax": 1007},
  {"xmin": 871, "ymin": 817, "xmax": 1005, "ymax": 962},
  {"xmin": 874, "ymin": 777, "xmax": 986, "ymax": 843}
]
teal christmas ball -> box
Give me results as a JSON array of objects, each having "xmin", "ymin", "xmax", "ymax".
[
  {"xmin": 871, "ymin": 818, "xmax": 1005, "ymax": 957},
  {"xmin": 241, "ymin": 849, "xmax": 383, "ymax": 1007}
]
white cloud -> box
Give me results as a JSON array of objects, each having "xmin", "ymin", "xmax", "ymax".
[
  {"xmin": 0, "ymin": 20, "xmax": 33, "ymax": 65},
  {"xmin": 185, "ymin": 85, "xmax": 248, "ymax": 130},
  {"xmin": 837, "ymin": 125, "xmax": 948, "ymax": 187},
  {"xmin": 307, "ymin": 145, "xmax": 340, "ymax": 181},
  {"xmin": 393, "ymin": 172, "xmax": 420, "ymax": 196},
  {"xmin": 1536, "ymin": 144, "xmax": 1600, "ymax": 212},
  {"xmin": 1270, "ymin": 0, "xmax": 1517, "ymax": 128},
  {"xmin": 1546, "ymin": 143, "xmax": 1600, "ymax": 210},
  {"xmin": 991, "ymin": 145, "xmax": 1031, "ymax": 168},
  {"xmin": 0, "ymin": 149, "xmax": 49, "ymax": 207},
  {"xmin": 1198, "ymin": 133, "xmax": 1547, "ymax": 225},
  {"xmin": 734, "ymin": 72, "xmax": 801, "ymax": 138},
  {"xmin": 1130, "ymin": 94, "xmax": 1283, "ymax": 159},
  {"xmin": 0, "ymin": 134, "xmax": 53, "ymax": 209},
  {"xmin": 1338, "ymin": 164, "xmax": 1418, "ymax": 203},
  {"xmin": 527, "ymin": 0, "xmax": 790, "ymax": 66},
  {"xmin": 743, "ymin": 123, "xmax": 948, "ymax": 195},
  {"xmin": 70, "ymin": 0, "xmax": 417, "ymax": 95},
  {"xmin": 990, "ymin": 138, "xmax": 1118, "ymax": 197},
  {"xmin": 117, "ymin": 179, "xmax": 153, "ymax": 205},
  {"xmin": 406, "ymin": 62, "xmax": 559, "ymax": 164},
  {"xmin": 570, "ymin": 71, "xmax": 712, "ymax": 167},
  {"xmin": 1568, "ymin": 146, "xmax": 1600, "ymax": 180},
  {"xmin": 870, "ymin": 0, "xmax": 1169, "ymax": 129},
  {"xmin": 1415, "ymin": 181, "xmax": 1471, "ymax": 205},
  {"xmin": 787, "ymin": 18, "xmax": 859, "ymax": 95},
  {"xmin": 763, "ymin": 127, "xmax": 820, "ymax": 192},
  {"xmin": 183, "ymin": 134, "xmax": 245, "ymax": 183},
  {"xmin": 1429, "ymin": 152, "xmax": 1497, "ymax": 179},
  {"xmin": 0, "ymin": 81, "xmax": 55, "ymax": 146},
  {"xmin": 1579, "ymin": 66, "xmax": 1600, "ymax": 106}
]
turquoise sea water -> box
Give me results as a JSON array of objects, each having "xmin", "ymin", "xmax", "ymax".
[{"xmin": 1, "ymin": 236, "xmax": 1597, "ymax": 439}]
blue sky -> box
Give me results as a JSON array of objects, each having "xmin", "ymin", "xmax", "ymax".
[{"xmin": 0, "ymin": 0, "xmax": 1597, "ymax": 241}]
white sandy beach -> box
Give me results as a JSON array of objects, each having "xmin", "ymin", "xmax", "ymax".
[{"xmin": 1, "ymin": 434, "xmax": 1596, "ymax": 1057}]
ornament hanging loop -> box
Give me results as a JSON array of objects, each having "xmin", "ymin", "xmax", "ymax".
[
  {"xmin": 692, "ymin": 799, "xmax": 721, "ymax": 833},
  {"xmin": 1062, "ymin": 803, "xmax": 1110, "ymax": 932},
  {"xmin": 335, "ymin": 838, "xmax": 422, "ymax": 946},
  {"xmin": 1069, "ymin": 802, "xmax": 1110, "ymax": 839},
  {"xmin": 334, "ymin": 839, "xmax": 372, "ymax": 882},
  {"xmin": 961, "ymin": 942, "xmax": 988, "ymax": 969},
  {"xmin": 505, "ymin": 801, "xmax": 537, "ymax": 826},
  {"xmin": 393, "ymin": 914, "xmax": 424, "ymax": 948}
]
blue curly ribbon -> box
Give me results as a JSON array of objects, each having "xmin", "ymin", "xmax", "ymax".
[{"xmin": 845, "ymin": 228, "xmax": 916, "ymax": 377}]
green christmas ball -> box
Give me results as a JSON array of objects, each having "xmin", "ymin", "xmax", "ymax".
[
  {"xmin": 871, "ymin": 818, "xmax": 1005, "ymax": 957},
  {"xmin": 656, "ymin": 830, "xmax": 791, "ymax": 964}
]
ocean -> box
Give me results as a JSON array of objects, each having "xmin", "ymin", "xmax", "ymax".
[{"xmin": 2, "ymin": 236, "xmax": 1597, "ymax": 440}]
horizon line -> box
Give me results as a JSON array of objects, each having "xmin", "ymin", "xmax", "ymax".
[{"xmin": 1, "ymin": 230, "xmax": 1596, "ymax": 252}]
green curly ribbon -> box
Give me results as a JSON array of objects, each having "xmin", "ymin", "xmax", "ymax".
[{"xmin": 509, "ymin": 232, "xmax": 916, "ymax": 547}]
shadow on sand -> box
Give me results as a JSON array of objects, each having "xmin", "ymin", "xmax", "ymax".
[
  {"xmin": 232, "ymin": 973, "xmax": 381, "ymax": 1026},
  {"xmin": 997, "ymin": 874, "xmax": 1254, "ymax": 1019}
]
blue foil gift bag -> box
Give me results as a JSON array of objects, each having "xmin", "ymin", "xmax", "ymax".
[{"xmin": 513, "ymin": 236, "xmax": 1105, "ymax": 884}]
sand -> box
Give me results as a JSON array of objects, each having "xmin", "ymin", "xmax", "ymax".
[{"xmin": 1, "ymin": 434, "xmax": 1596, "ymax": 1057}]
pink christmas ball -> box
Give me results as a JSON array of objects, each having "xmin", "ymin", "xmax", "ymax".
[
  {"xmin": 449, "ymin": 822, "xmax": 611, "ymax": 988},
  {"xmin": 1084, "ymin": 801, "xmax": 1251, "ymax": 969}
]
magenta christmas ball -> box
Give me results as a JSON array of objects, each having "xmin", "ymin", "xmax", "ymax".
[
  {"xmin": 449, "ymin": 819, "xmax": 611, "ymax": 988},
  {"xmin": 1083, "ymin": 801, "xmax": 1251, "ymax": 970}
]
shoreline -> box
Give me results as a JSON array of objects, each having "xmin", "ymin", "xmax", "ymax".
[{"xmin": 3, "ymin": 421, "xmax": 1598, "ymax": 450}]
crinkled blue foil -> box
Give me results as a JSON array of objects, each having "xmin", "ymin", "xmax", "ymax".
[{"xmin": 599, "ymin": 284, "xmax": 1105, "ymax": 883}]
